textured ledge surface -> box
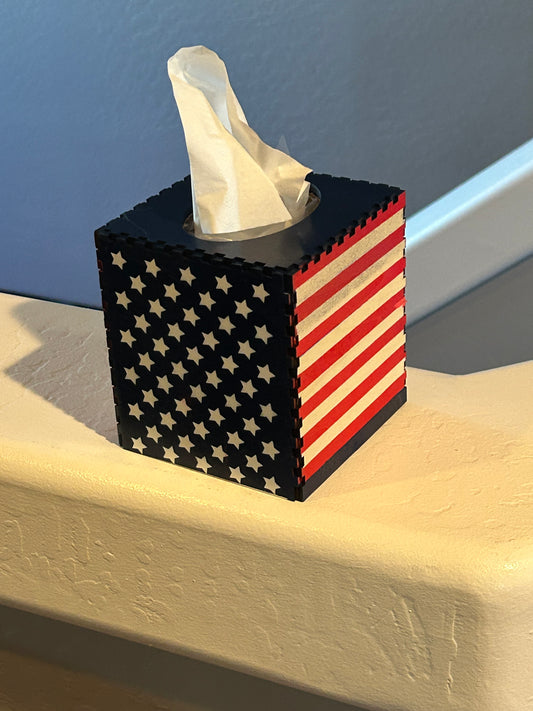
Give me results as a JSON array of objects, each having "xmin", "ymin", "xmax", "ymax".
[{"xmin": 0, "ymin": 292, "xmax": 532, "ymax": 711}]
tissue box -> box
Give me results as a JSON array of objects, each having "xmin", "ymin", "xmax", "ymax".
[{"xmin": 95, "ymin": 174, "xmax": 406, "ymax": 501}]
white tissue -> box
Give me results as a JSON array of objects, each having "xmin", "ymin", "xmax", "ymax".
[{"xmin": 167, "ymin": 46, "xmax": 311, "ymax": 241}]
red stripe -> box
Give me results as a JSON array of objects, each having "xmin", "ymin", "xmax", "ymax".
[
  {"xmin": 293, "ymin": 192, "xmax": 405, "ymax": 289},
  {"xmin": 300, "ymin": 315, "xmax": 406, "ymax": 419},
  {"xmin": 299, "ymin": 289, "xmax": 405, "ymax": 390},
  {"xmin": 296, "ymin": 257, "xmax": 405, "ymax": 356},
  {"xmin": 302, "ymin": 346, "xmax": 405, "ymax": 450},
  {"xmin": 296, "ymin": 224, "xmax": 405, "ymax": 321},
  {"xmin": 302, "ymin": 374, "xmax": 406, "ymax": 480}
]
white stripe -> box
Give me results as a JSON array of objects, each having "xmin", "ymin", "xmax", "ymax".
[
  {"xmin": 300, "ymin": 331, "xmax": 405, "ymax": 435},
  {"xmin": 299, "ymin": 306, "xmax": 405, "ymax": 404},
  {"xmin": 296, "ymin": 245, "xmax": 404, "ymax": 339},
  {"xmin": 298, "ymin": 272, "xmax": 405, "ymax": 372},
  {"xmin": 302, "ymin": 360, "xmax": 405, "ymax": 465},
  {"xmin": 296, "ymin": 209, "xmax": 404, "ymax": 304}
]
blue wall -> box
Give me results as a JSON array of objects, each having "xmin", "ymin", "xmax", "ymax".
[{"xmin": 1, "ymin": 0, "xmax": 532, "ymax": 306}]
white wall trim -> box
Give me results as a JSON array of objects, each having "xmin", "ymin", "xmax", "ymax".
[{"xmin": 405, "ymin": 137, "xmax": 533, "ymax": 324}]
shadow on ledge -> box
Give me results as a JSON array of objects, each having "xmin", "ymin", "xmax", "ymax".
[{"xmin": 5, "ymin": 299, "xmax": 119, "ymax": 444}]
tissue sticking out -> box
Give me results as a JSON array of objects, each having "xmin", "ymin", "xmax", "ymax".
[{"xmin": 167, "ymin": 46, "xmax": 314, "ymax": 241}]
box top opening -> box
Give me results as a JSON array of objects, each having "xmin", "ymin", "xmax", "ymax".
[{"xmin": 97, "ymin": 174, "xmax": 402, "ymax": 273}]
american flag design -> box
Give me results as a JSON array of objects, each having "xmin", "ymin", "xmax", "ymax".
[
  {"xmin": 97, "ymin": 239, "xmax": 300, "ymax": 499},
  {"xmin": 96, "ymin": 174, "xmax": 406, "ymax": 501},
  {"xmin": 293, "ymin": 194, "xmax": 406, "ymax": 488}
]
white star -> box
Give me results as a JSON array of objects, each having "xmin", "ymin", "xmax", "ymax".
[
  {"xmin": 224, "ymin": 394, "xmax": 239, "ymax": 412},
  {"xmin": 252, "ymin": 284, "xmax": 269, "ymax": 302},
  {"xmin": 190, "ymin": 384, "xmax": 205, "ymax": 401},
  {"xmin": 193, "ymin": 421, "xmax": 209, "ymax": 438},
  {"xmin": 238, "ymin": 340, "xmax": 254, "ymax": 358},
  {"xmin": 175, "ymin": 398, "xmax": 190, "ymax": 416},
  {"xmin": 212, "ymin": 445, "xmax": 226, "ymax": 461},
  {"xmin": 195, "ymin": 456, "xmax": 209, "ymax": 473},
  {"xmin": 131, "ymin": 437, "xmax": 145, "ymax": 453},
  {"xmin": 255, "ymin": 325, "xmax": 271, "ymax": 343},
  {"xmin": 209, "ymin": 408, "xmax": 224, "ymax": 426},
  {"xmin": 257, "ymin": 364, "xmax": 275, "ymax": 383},
  {"xmin": 202, "ymin": 332, "xmax": 219, "ymax": 349},
  {"xmin": 156, "ymin": 375, "xmax": 172, "ymax": 393},
  {"xmin": 160, "ymin": 412, "xmax": 175, "ymax": 428},
  {"xmin": 262, "ymin": 441, "xmax": 279, "ymax": 459},
  {"xmin": 163, "ymin": 446, "xmax": 178, "ymax": 463},
  {"xmin": 245, "ymin": 455, "xmax": 261, "ymax": 473},
  {"xmin": 124, "ymin": 366, "xmax": 138, "ymax": 383},
  {"xmin": 241, "ymin": 380, "xmax": 257, "ymax": 397},
  {"xmin": 145, "ymin": 258, "xmax": 159, "ymax": 276},
  {"xmin": 206, "ymin": 371, "xmax": 221, "ymax": 388},
  {"xmin": 235, "ymin": 300, "xmax": 252, "ymax": 318},
  {"xmin": 218, "ymin": 316, "xmax": 234, "ymax": 334},
  {"xmin": 243, "ymin": 417, "xmax": 259, "ymax": 435},
  {"xmin": 186, "ymin": 346, "xmax": 202, "ymax": 365},
  {"xmin": 227, "ymin": 431, "xmax": 244, "ymax": 448},
  {"xmin": 146, "ymin": 425, "xmax": 162, "ymax": 442},
  {"xmin": 128, "ymin": 403, "xmax": 143, "ymax": 420},
  {"xmin": 221, "ymin": 355, "xmax": 238, "ymax": 374},
  {"xmin": 142, "ymin": 389, "xmax": 157, "ymax": 407},
  {"xmin": 178, "ymin": 434, "xmax": 194, "ymax": 452},
  {"xmin": 134, "ymin": 314, "xmax": 150, "ymax": 333},
  {"xmin": 229, "ymin": 466, "xmax": 244, "ymax": 483},
  {"xmin": 180, "ymin": 267, "xmax": 195, "ymax": 285},
  {"xmin": 130, "ymin": 275, "xmax": 145, "ymax": 293},
  {"xmin": 164, "ymin": 283, "xmax": 180, "ymax": 300},
  {"xmin": 120, "ymin": 329, "xmax": 135, "ymax": 347},
  {"xmin": 153, "ymin": 338, "xmax": 169, "ymax": 356},
  {"xmin": 172, "ymin": 361, "xmax": 187, "ymax": 378},
  {"xmin": 260, "ymin": 403, "xmax": 276, "ymax": 422},
  {"xmin": 111, "ymin": 251, "xmax": 126, "ymax": 268},
  {"xmin": 263, "ymin": 476, "xmax": 279, "ymax": 494},
  {"xmin": 149, "ymin": 299, "xmax": 164, "ymax": 318},
  {"xmin": 116, "ymin": 291, "xmax": 130, "ymax": 308},
  {"xmin": 183, "ymin": 307, "xmax": 199, "ymax": 325},
  {"xmin": 199, "ymin": 291, "xmax": 215, "ymax": 309},
  {"xmin": 215, "ymin": 275, "xmax": 231, "ymax": 293},
  {"xmin": 168, "ymin": 323, "xmax": 184, "ymax": 340},
  {"xmin": 138, "ymin": 352, "xmax": 154, "ymax": 370}
]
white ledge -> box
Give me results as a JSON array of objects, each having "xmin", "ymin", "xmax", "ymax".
[
  {"xmin": 0, "ymin": 292, "xmax": 532, "ymax": 710},
  {"xmin": 405, "ymin": 136, "xmax": 533, "ymax": 323}
]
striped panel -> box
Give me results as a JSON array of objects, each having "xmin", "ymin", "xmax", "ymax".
[
  {"xmin": 302, "ymin": 348, "xmax": 405, "ymax": 448},
  {"xmin": 300, "ymin": 306, "xmax": 405, "ymax": 404},
  {"xmin": 294, "ymin": 194, "xmax": 406, "ymax": 482},
  {"xmin": 299, "ymin": 273, "xmax": 405, "ymax": 373},
  {"xmin": 293, "ymin": 192, "xmax": 406, "ymax": 289},
  {"xmin": 302, "ymin": 374, "xmax": 406, "ymax": 480},
  {"xmin": 297, "ymin": 250, "xmax": 405, "ymax": 350},
  {"xmin": 296, "ymin": 222, "xmax": 405, "ymax": 320},
  {"xmin": 300, "ymin": 325, "xmax": 406, "ymax": 422},
  {"xmin": 299, "ymin": 290, "xmax": 405, "ymax": 390}
]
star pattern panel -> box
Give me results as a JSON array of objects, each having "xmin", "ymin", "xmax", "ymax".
[{"xmin": 97, "ymin": 238, "xmax": 299, "ymax": 499}]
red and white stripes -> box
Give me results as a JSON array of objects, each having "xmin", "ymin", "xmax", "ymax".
[{"xmin": 293, "ymin": 194, "xmax": 406, "ymax": 481}]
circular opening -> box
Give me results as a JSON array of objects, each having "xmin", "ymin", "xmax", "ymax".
[{"xmin": 183, "ymin": 183, "xmax": 320, "ymax": 242}]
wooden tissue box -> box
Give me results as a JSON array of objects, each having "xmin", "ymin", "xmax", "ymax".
[{"xmin": 95, "ymin": 174, "xmax": 406, "ymax": 500}]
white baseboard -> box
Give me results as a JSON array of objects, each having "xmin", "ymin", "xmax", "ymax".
[{"xmin": 405, "ymin": 137, "xmax": 533, "ymax": 324}]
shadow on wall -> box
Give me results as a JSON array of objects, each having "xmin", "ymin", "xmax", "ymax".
[
  {"xmin": 406, "ymin": 255, "xmax": 533, "ymax": 374},
  {"xmin": 5, "ymin": 299, "xmax": 118, "ymax": 444},
  {"xmin": 0, "ymin": 604, "xmax": 369, "ymax": 711}
]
